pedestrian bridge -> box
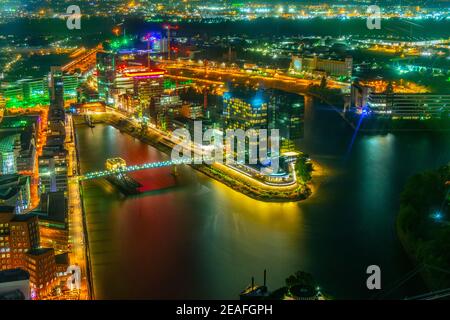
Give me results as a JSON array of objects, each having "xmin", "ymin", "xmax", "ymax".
[{"xmin": 78, "ymin": 158, "xmax": 194, "ymax": 181}]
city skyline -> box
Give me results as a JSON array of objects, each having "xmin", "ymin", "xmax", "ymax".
[{"xmin": 0, "ymin": 0, "xmax": 449, "ymax": 306}]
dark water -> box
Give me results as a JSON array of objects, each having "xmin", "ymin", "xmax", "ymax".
[{"xmin": 76, "ymin": 99, "xmax": 450, "ymax": 299}]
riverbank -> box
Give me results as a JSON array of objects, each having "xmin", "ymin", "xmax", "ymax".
[
  {"xmin": 396, "ymin": 164, "xmax": 450, "ymax": 290},
  {"xmin": 73, "ymin": 113, "xmax": 312, "ymax": 202},
  {"xmin": 344, "ymin": 113, "xmax": 450, "ymax": 133},
  {"xmin": 70, "ymin": 115, "xmax": 94, "ymax": 300}
]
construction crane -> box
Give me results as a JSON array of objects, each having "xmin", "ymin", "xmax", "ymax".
[
  {"xmin": 142, "ymin": 33, "xmax": 159, "ymax": 68},
  {"xmin": 163, "ymin": 24, "xmax": 178, "ymax": 60}
]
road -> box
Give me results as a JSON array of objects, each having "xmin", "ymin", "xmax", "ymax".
[
  {"xmin": 157, "ymin": 59, "xmax": 348, "ymax": 94},
  {"xmin": 65, "ymin": 114, "xmax": 90, "ymax": 300}
]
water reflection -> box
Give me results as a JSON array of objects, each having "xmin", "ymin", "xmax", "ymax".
[{"xmin": 76, "ymin": 98, "xmax": 450, "ymax": 299}]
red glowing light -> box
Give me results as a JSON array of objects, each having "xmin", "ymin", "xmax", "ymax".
[{"xmin": 124, "ymin": 69, "xmax": 166, "ymax": 78}]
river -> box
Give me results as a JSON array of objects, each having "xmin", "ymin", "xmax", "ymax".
[{"xmin": 76, "ymin": 98, "xmax": 450, "ymax": 299}]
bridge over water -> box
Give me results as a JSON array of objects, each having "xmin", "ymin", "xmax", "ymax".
[{"xmin": 79, "ymin": 158, "xmax": 194, "ymax": 181}]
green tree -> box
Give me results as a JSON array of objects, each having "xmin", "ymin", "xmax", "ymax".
[
  {"xmin": 295, "ymin": 155, "xmax": 313, "ymax": 184},
  {"xmin": 320, "ymin": 76, "xmax": 327, "ymax": 89},
  {"xmin": 285, "ymin": 271, "xmax": 315, "ymax": 288}
]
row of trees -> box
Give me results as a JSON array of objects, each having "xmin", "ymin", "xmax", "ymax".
[
  {"xmin": 397, "ymin": 164, "xmax": 450, "ymax": 289},
  {"xmin": 295, "ymin": 153, "xmax": 313, "ymax": 185}
]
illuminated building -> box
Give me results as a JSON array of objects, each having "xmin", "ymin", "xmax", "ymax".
[
  {"xmin": 0, "ymin": 134, "xmax": 20, "ymax": 174},
  {"xmin": 49, "ymin": 67, "xmax": 65, "ymax": 111},
  {"xmin": 0, "ymin": 174, "xmax": 31, "ymax": 214},
  {"xmin": 9, "ymin": 214, "xmax": 40, "ymax": 268},
  {"xmin": 34, "ymin": 191, "xmax": 68, "ymax": 253},
  {"xmin": 222, "ymin": 90, "xmax": 270, "ymax": 166},
  {"xmin": 0, "ymin": 207, "xmax": 14, "ymax": 270},
  {"xmin": 128, "ymin": 69, "xmax": 165, "ymax": 120},
  {"xmin": 0, "ymin": 208, "xmax": 58, "ymax": 298},
  {"xmin": 0, "ymin": 74, "xmax": 77, "ymax": 109},
  {"xmin": 0, "ymin": 116, "xmax": 38, "ymax": 173},
  {"xmin": 0, "ymin": 92, "xmax": 5, "ymax": 112},
  {"xmin": 38, "ymin": 148, "xmax": 68, "ymax": 195},
  {"xmin": 18, "ymin": 79, "xmax": 47, "ymax": 102},
  {"xmin": 62, "ymin": 75, "xmax": 79, "ymax": 99},
  {"xmin": 54, "ymin": 253, "xmax": 70, "ymax": 277},
  {"xmin": 96, "ymin": 51, "xmax": 116, "ymax": 105},
  {"xmin": 102, "ymin": 58, "xmax": 166, "ymax": 116},
  {"xmin": 223, "ymin": 90, "xmax": 268, "ymax": 131},
  {"xmin": 267, "ymin": 90, "xmax": 304, "ymax": 152},
  {"xmin": 291, "ymin": 55, "xmax": 353, "ymax": 78},
  {"xmin": 105, "ymin": 157, "xmax": 127, "ymax": 171},
  {"xmin": 181, "ymin": 103, "xmax": 203, "ymax": 120},
  {"xmin": 117, "ymin": 93, "xmax": 139, "ymax": 114},
  {"xmin": 0, "ymin": 268, "xmax": 30, "ymax": 300},
  {"xmin": 156, "ymin": 94, "xmax": 182, "ymax": 130},
  {"xmin": 71, "ymin": 102, "xmax": 107, "ymax": 114},
  {"xmin": 351, "ymin": 83, "xmax": 450, "ymax": 120},
  {"xmin": 24, "ymin": 248, "xmax": 57, "ymax": 298},
  {"xmin": 0, "ymin": 84, "xmax": 23, "ymax": 108},
  {"xmin": 1, "ymin": 213, "xmax": 40, "ymax": 270}
]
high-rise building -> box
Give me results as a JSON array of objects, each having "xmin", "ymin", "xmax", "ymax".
[
  {"xmin": 96, "ymin": 51, "xmax": 116, "ymax": 105},
  {"xmin": 181, "ymin": 103, "xmax": 203, "ymax": 120},
  {"xmin": 38, "ymin": 148, "xmax": 68, "ymax": 194},
  {"xmin": 0, "ymin": 174, "xmax": 31, "ymax": 214},
  {"xmin": 223, "ymin": 90, "xmax": 268, "ymax": 131},
  {"xmin": 131, "ymin": 69, "xmax": 165, "ymax": 120},
  {"xmin": 6, "ymin": 213, "xmax": 40, "ymax": 270},
  {"xmin": 0, "ymin": 133, "xmax": 20, "ymax": 174},
  {"xmin": 49, "ymin": 67, "xmax": 65, "ymax": 111},
  {"xmin": 24, "ymin": 248, "xmax": 57, "ymax": 298},
  {"xmin": 34, "ymin": 191, "xmax": 68, "ymax": 253},
  {"xmin": 62, "ymin": 75, "xmax": 79, "ymax": 99},
  {"xmin": 18, "ymin": 78, "xmax": 47, "ymax": 102},
  {"xmin": 0, "ymin": 116, "xmax": 39, "ymax": 174},
  {"xmin": 155, "ymin": 94, "xmax": 182, "ymax": 130},
  {"xmin": 267, "ymin": 89, "xmax": 304, "ymax": 152}
]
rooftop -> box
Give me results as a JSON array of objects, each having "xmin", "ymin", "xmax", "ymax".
[
  {"xmin": 36, "ymin": 191, "xmax": 67, "ymax": 224},
  {"xmin": 26, "ymin": 247, "xmax": 54, "ymax": 256},
  {"xmin": 0, "ymin": 268, "xmax": 30, "ymax": 284},
  {"xmin": 0, "ymin": 115, "xmax": 39, "ymax": 131},
  {"xmin": 0, "ymin": 205, "xmax": 15, "ymax": 214},
  {"xmin": 10, "ymin": 213, "xmax": 37, "ymax": 223},
  {"xmin": 55, "ymin": 252, "xmax": 70, "ymax": 266},
  {"xmin": 0, "ymin": 133, "xmax": 20, "ymax": 153}
]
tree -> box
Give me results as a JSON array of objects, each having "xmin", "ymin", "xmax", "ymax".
[
  {"xmin": 285, "ymin": 271, "xmax": 315, "ymax": 288},
  {"xmin": 320, "ymin": 76, "xmax": 327, "ymax": 90},
  {"xmin": 295, "ymin": 155, "xmax": 313, "ymax": 184}
]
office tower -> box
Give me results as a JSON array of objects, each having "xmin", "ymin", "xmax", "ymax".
[
  {"xmin": 24, "ymin": 248, "xmax": 57, "ymax": 298},
  {"xmin": 223, "ymin": 90, "xmax": 268, "ymax": 131},
  {"xmin": 0, "ymin": 211, "xmax": 40, "ymax": 270},
  {"xmin": 49, "ymin": 67, "xmax": 65, "ymax": 111},
  {"xmin": 38, "ymin": 149, "xmax": 68, "ymax": 194},
  {"xmin": 267, "ymin": 89, "xmax": 304, "ymax": 153},
  {"xmin": 96, "ymin": 51, "xmax": 116, "ymax": 105},
  {"xmin": 0, "ymin": 174, "xmax": 31, "ymax": 214}
]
